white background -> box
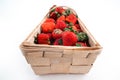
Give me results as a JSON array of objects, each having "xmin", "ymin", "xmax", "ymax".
[{"xmin": 0, "ymin": 0, "xmax": 120, "ymax": 80}]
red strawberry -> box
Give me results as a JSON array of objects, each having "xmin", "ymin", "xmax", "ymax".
[
  {"xmin": 37, "ymin": 33, "xmax": 50, "ymax": 44},
  {"xmin": 53, "ymin": 39, "xmax": 59, "ymax": 45},
  {"xmin": 72, "ymin": 26, "xmax": 78, "ymax": 31},
  {"xmin": 66, "ymin": 14, "xmax": 77, "ymax": 24},
  {"xmin": 49, "ymin": 12, "xmax": 57, "ymax": 20},
  {"xmin": 44, "ymin": 18, "xmax": 55, "ymax": 23},
  {"xmin": 55, "ymin": 7, "xmax": 65, "ymax": 14},
  {"xmin": 53, "ymin": 38, "xmax": 62, "ymax": 45},
  {"xmin": 57, "ymin": 15, "xmax": 65, "ymax": 22},
  {"xmin": 47, "ymin": 33, "xmax": 52, "ymax": 39},
  {"xmin": 62, "ymin": 31, "xmax": 77, "ymax": 46},
  {"xmin": 74, "ymin": 24, "xmax": 82, "ymax": 32},
  {"xmin": 52, "ymin": 29, "xmax": 63, "ymax": 39},
  {"xmin": 55, "ymin": 20, "xmax": 67, "ymax": 30},
  {"xmin": 74, "ymin": 24, "xmax": 80, "ymax": 29},
  {"xmin": 76, "ymin": 42, "xmax": 87, "ymax": 47},
  {"xmin": 41, "ymin": 22, "xmax": 55, "ymax": 33}
]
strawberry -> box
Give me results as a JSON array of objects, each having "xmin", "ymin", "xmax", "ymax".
[
  {"xmin": 44, "ymin": 18, "xmax": 55, "ymax": 23},
  {"xmin": 66, "ymin": 14, "xmax": 77, "ymax": 24},
  {"xmin": 64, "ymin": 26, "xmax": 78, "ymax": 34},
  {"xmin": 49, "ymin": 11, "xmax": 57, "ymax": 20},
  {"xmin": 74, "ymin": 24, "xmax": 80, "ymax": 29},
  {"xmin": 53, "ymin": 39, "xmax": 59, "ymax": 45},
  {"xmin": 55, "ymin": 20, "xmax": 67, "ymax": 30},
  {"xmin": 74, "ymin": 24, "xmax": 82, "ymax": 32},
  {"xmin": 62, "ymin": 31, "xmax": 77, "ymax": 46},
  {"xmin": 55, "ymin": 7, "xmax": 65, "ymax": 14},
  {"xmin": 72, "ymin": 26, "xmax": 78, "ymax": 31},
  {"xmin": 52, "ymin": 29, "xmax": 63, "ymax": 39},
  {"xmin": 76, "ymin": 42, "xmax": 87, "ymax": 47},
  {"xmin": 37, "ymin": 33, "xmax": 50, "ymax": 44},
  {"xmin": 47, "ymin": 33, "xmax": 52, "ymax": 39},
  {"xmin": 41, "ymin": 22, "xmax": 55, "ymax": 33},
  {"xmin": 53, "ymin": 38, "xmax": 62, "ymax": 45},
  {"xmin": 57, "ymin": 15, "xmax": 65, "ymax": 22}
]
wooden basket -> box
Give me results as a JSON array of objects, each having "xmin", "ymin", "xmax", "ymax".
[{"xmin": 20, "ymin": 5, "xmax": 102, "ymax": 75}]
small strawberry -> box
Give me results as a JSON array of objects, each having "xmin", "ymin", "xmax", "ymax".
[
  {"xmin": 55, "ymin": 20, "xmax": 67, "ymax": 30},
  {"xmin": 49, "ymin": 11, "xmax": 57, "ymax": 20},
  {"xmin": 44, "ymin": 18, "xmax": 55, "ymax": 23},
  {"xmin": 64, "ymin": 26, "xmax": 78, "ymax": 34},
  {"xmin": 41, "ymin": 22, "xmax": 55, "ymax": 33},
  {"xmin": 55, "ymin": 7, "xmax": 65, "ymax": 14},
  {"xmin": 66, "ymin": 14, "xmax": 77, "ymax": 24},
  {"xmin": 74, "ymin": 24, "xmax": 82, "ymax": 32},
  {"xmin": 62, "ymin": 31, "xmax": 77, "ymax": 46},
  {"xmin": 74, "ymin": 24, "xmax": 80, "ymax": 29},
  {"xmin": 76, "ymin": 42, "xmax": 87, "ymax": 47},
  {"xmin": 53, "ymin": 38, "xmax": 62, "ymax": 45},
  {"xmin": 53, "ymin": 39, "xmax": 59, "ymax": 45},
  {"xmin": 52, "ymin": 29, "xmax": 63, "ymax": 39},
  {"xmin": 57, "ymin": 15, "xmax": 65, "ymax": 22},
  {"xmin": 72, "ymin": 26, "xmax": 78, "ymax": 32},
  {"xmin": 37, "ymin": 33, "xmax": 50, "ymax": 44},
  {"xmin": 47, "ymin": 33, "xmax": 52, "ymax": 39}
]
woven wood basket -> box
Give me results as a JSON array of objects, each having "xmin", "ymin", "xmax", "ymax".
[{"xmin": 20, "ymin": 5, "xmax": 102, "ymax": 75}]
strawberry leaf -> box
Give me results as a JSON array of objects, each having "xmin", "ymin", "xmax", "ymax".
[{"xmin": 77, "ymin": 32, "xmax": 88, "ymax": 41}]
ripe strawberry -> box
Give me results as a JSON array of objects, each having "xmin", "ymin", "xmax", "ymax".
[
  {"xmin": 37, "ymin": 33, "xmax": 50, "ymax": 44},
  {"xmin": 55, "ymin": 20, "xmax": 67, "ymax": 30},
  {"xmin": 57, "ymin": 15, "xmax": 65, "ymax": 22},
  {"xmin": 74, "ymin": 24, "xmax": 82, "ymax": 32},
  {"xmin": 76, "ymin": 42, "xmax": 87, "ymax": 47},
  {"xmin": 74, "ymin": 24, "xmax": 80, "ymax": 29},
  {"xmin": 49, "ymin": 11, "xmax": 57, "ymax": 20},
  {"xmin": 53, "ymin": 39, "xmax": 59, "ymax": 45},
  {"xmin": 52, "ymin": 29, "xmax": 63, "ymax": 39},
  {"xmin": 41, "ymin": 22, "xmax": 55, "ymax": 33},
  {"xmin": 72, "ymin": 26, "xmax": 78, "ymax": 31},
  {"xmin": 47, "ymin": 33, "xmax": 52, "ymax": 39},
  {"xmin": 62, "ymin": 31, "xmax": 77, "ymax": 46},
  {"xmin": 55, "ymin": 7, "xmax": 65, "ymax": 14},
  {"xmin": 66, "ymin": 14, "xmax": 77, "ymax": 24},
  {"xmin": 44, "ymin": 18, "xmax": 55, "ymax": 23},
  {"xmin": 53, "ymin": 38, "xmax": 62, "ymax": 45}
]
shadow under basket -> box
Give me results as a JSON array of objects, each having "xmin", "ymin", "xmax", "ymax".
[{"xmin": 20, "ymin": 6, "xmax": 102, "ymax": 75}]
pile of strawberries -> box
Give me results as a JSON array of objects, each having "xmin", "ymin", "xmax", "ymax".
[{"xmin": 34, "ymin": 6, "xmax": 89, "ymax": 47}]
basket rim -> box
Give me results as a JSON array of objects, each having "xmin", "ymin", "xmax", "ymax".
[{"xmin": 20, "ymin": 42, "xmax": 102, "ymax": 50}]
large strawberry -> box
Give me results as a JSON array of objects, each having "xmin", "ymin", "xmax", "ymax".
[
  {"xmin": 55, "ymin": 20, "xmax": 67, "ymax": 30},
  {"xmin": 41, "ymin": 22, "xmax": 55, "ymax": 33},
  {"xmin": 37, "ymin": 33, "xmax": 50, "ymax": 44},
  {"xmin": 66, "ymin": 14, "xmax": 77, "ymax": 24},
  {"xmin": 52, "ymin": 29, "xmax": 63, "ymax": 39},
  {"xmin": 62, "ymin": 31, "xmax": 77, "ymax": 46}
]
